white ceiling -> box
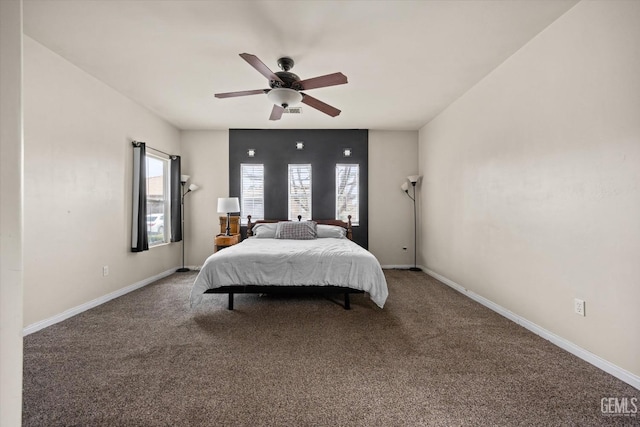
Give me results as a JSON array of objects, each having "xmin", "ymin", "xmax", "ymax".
[{"xmin": 23, "ymin": 0, "xmax": 578, "ymax": 131}]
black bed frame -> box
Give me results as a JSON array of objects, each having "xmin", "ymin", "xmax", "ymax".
[
  {"xmin": 203, "ymin": 286, "xmax": 364, "ymax": 310},
  {"xmin": 204, "ymin": 215, "xmax": 363, "ymax": 310}
]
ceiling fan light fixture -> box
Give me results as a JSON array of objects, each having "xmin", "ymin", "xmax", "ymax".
[{"xmin": 267, "ymin": 88, "xmax": 302, "ymax": 108}]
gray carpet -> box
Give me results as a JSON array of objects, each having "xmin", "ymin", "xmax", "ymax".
[{"xmin": 23, "ymin": 270, "xmax": 638, "ymax": 426}]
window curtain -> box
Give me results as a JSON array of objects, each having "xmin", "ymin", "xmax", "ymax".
[
  {"xmin": 170, "ymin": 155, "xmax": 182, "ymax": 242},
  {"xmin": 131, "ymin": 141, "xmax": 149, "ymax": 252}
]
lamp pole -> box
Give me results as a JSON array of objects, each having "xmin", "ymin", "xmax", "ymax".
[
  {"xmin": 177, "ymin": 180, "xmax": 199, "ymax": 273},
  {"xmin": 177, "ymin": 182, "xmax": 190, "ymax": 272},
  {"xmin": 409, "ymin": 181, "xmax": 420, "ymax": 271},
  {"xmin": 225, "ymin": 211, "xmax": 232, "ymax": 236},
  {"xmin": 402, "ymin": 176, "xmax": 421, "ymax": 272}
]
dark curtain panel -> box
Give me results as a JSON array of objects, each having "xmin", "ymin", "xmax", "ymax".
[
  {"xmin": 131, "ymin": 142, "xmax": 149, "ymax": 252},
  {"xmin": 170, "ymin": 155, "xmax": 182, "ymax": 242}
]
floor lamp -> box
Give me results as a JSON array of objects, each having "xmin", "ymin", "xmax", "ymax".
[
  {"xmin": 177, "ymin": 175, "xmax": 199, "ymax": 273},
  {"xmin": 402, "ymin": 175, "xmax": 421, "ymax": 271}
]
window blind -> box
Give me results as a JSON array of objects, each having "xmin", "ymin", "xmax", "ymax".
[{"xmin": 241, "ymin": 164, "xmax": 264, "ymax": 224}]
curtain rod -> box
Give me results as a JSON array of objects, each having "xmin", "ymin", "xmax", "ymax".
[{"xmin": 132, "ymin": 140, "xmax": 178, "ymax": 160}]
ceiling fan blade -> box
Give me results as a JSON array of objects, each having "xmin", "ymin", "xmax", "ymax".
[
  {"xmin": 301, "ymin": 94, "xmax": 341, "ymax": 117},
  {"xmin": 269, "ymin": 105, "xmax": 284, "ymax": 121},
  {"xmin": 215, "ymin": 89, "xmax": 268, "ymax": 98},
  {"xmin": 297, "ymin": 72, "xmax": 348, "ymax": 90},
  {"xmin": 240, "ymin": 53, "xmax": 284, "ymax": 84}
]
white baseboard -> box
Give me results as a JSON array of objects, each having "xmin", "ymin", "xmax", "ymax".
[
  {"xmin": 23, "ymin": 267, "xmax": 178, "ymax": 336},
  {"xmin": 381, "ymin": 264, "xmax": 416, "ymax": 270},
  {"xmin": 422, "ymin": 266, "xmax": 640, "ymax": 391}
]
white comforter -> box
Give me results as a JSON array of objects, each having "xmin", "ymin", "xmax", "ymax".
[{"xmin": 190, "ymin": 238, "xmax": 388, "ymax": 308}]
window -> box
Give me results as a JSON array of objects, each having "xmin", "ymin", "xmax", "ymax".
[
  {"xmin": 336, "ymin": 164, "xmax": 359, "ymax": 225},
  {"xmin": 241, "ymin": 164, "xmax": 264, "ymax": 224},
  {"xmin": 288, "ymin": 164, "xmax": 312, "ymax": 220},
  {"xmin": 146, "ymin": 153, "xmax": 171, "ymax": 246}
]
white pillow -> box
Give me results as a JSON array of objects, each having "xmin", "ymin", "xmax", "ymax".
[
  {"xmin": 252, "ymin": 222, "xmax": 277, "ymax": 238},
  {"xmin": 316, "ymin": 224, "xmax": 346, "ymax": 239}
]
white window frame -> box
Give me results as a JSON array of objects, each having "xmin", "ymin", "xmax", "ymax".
[
  {"xmin": 288, "ymin": 164, "xmax": 312, "ymax": 221},
  {"xmin": 240, "ymin": 163, "xmax": 264, "ymax": 225},
  {"xmin": 336, "ymin": 164, "xmax": 359, "ymax": 225},
  {"xmin": 145, "ymin": 152, "xmax": 171, "ymax": 247}
]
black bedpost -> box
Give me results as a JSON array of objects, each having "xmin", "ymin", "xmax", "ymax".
[{"xmin": 246, "ymin": 215, "xmax": 252, "ymax": 237}]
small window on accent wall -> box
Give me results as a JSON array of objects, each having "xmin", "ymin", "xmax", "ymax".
[
  {"xmin": 288, "ymin": 164, "xmax": 312, "ymax": 220},
  {"xmin": 146, "ymin": 153, "xmax": 171, "ymax": 246},
  {"xmin": 241, "ymin": 163, "xmax": 264, "ymax": 224},
  {"xmin": 336, "ymin": 164, "xmax": 359, "ymax": 225}
]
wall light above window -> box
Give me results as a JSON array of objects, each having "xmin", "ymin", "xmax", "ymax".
[
  {"xmin": 343, "ymin": 148, "xmax": 352, "ymax": 157},
  {"xmin": 296, "ymin": 141, "xmax": 304, "ymax": 150},
  {"xmin": 247, "ymin": 149, "xmax": 256, "ymax": 157}
]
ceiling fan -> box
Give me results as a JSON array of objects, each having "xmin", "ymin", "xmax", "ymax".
[{"xmin": 215, "ymin": 53, "xmax": 348, "ymax": 121}]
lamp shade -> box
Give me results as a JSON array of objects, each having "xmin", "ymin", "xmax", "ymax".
[
  {"xmin": 400, "ymin": 182, "xmax": 409, "ymax": 192},
  {"xmin": 181, "ymin": 174, "xmax": 190, "ymax": 184},
  {"xmin": 267, "ymin": 88, "xmax": 303, "ymax": 108},
  {"xmin": 408, "ymin": 175, "xmax": 421, "ymax": 184},
  {"xmin": 217, "ymin": 197, "xmax": 240, "ymax": 213},
  {"xmin": 188, "ymin": 184, "xmax": 199, "ymax": 192}
]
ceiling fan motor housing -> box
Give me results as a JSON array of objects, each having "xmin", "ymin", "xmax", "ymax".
[
  {"xmin": 270, "ymin": 71, "xmax": 302, "ymax": 90},
  {"xmin": 269, "ymin": 56, "xmax": 301, "ymax": 89}
]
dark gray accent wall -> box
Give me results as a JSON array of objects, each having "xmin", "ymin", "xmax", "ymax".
[{"xmin": 229, "ymin": 129, "xmax": 368, "ymax": 248}]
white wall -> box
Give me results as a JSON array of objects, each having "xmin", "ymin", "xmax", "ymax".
[
  {"xmin": 20, "ymin": 72, "xmax": 419, "ymax": 327},
  {"xmin": 0, "ymin": 1, "xmax": 24, "ymax": 424},
  {"xmin": 23, "ymin": 37, "xmax": 182, "ymax": 327},
  {"xmin": 180, "ymin": 130, "xmax": 229, "ymax": 267},
  {"xmin": 369, "ymin": 130, "xmax": 419, "ymax": 267},
  {"xmin": 418, "ymin": 0, "xmax": 640, "ymax": 379}
]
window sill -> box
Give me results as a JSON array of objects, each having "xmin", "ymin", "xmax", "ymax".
[{"xmin": 149, "ymin": 241, "xmax": 171, "ymax": 249}]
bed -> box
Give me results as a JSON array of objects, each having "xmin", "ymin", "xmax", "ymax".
[{"xmin": 190, "ymin": 215, "xmax": 388, "ymax": 310}]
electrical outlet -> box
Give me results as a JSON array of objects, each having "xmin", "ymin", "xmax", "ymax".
[
  {"xmin": 103, "ymin": 265, "xmax": 109, "ymax": 277},
  {"xmin": 574, "ymin": 298, "xmax": 585, "ymax": 316}
]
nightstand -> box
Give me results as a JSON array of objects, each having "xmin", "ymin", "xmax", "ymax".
[{"xmin": 215, "ymin": 234, "xmax": 240, "ymax": 252}]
